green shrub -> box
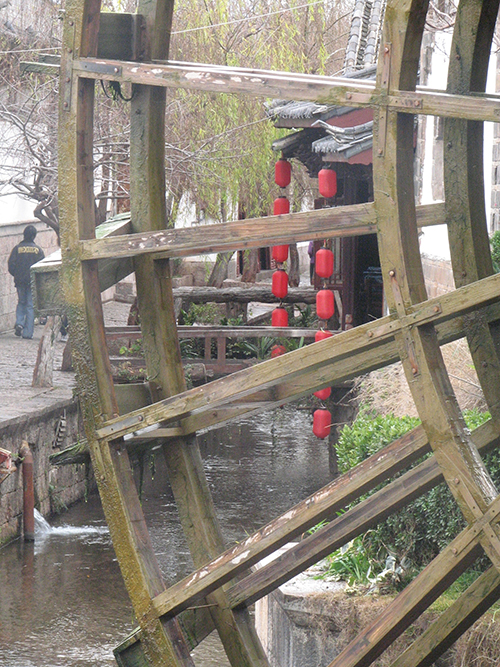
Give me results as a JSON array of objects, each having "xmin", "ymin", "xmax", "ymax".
[
  {"xmin": 490, "ymin": 230, "xmax": 500, "ymax": 272},
  {"xmin": 336, "ymin": 410, "xmax": 420, "ymax": 473},
  {"xmin": 332, "ymin": 408, "xmax": 497, "ymax": 579}
]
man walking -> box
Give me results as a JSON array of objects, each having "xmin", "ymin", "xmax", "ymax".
[{"xmin": 8, "ymin": 225, "xmax": 45, "ymax": 339}]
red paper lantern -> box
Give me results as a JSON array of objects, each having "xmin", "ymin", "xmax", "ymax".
[
  {"xmin": 272, "ymin": 245, "xmax": 289, "ymax": 263},
  {"xmin": 272, "ymin": 269, "xmax": 288, "ymax": 299},
  {"xmin": 315, "ymin": 247, "xmax": 334, "ymax": 279},
  {"xmin": 316, "ymin": 289, "xmax": 335, "ymax": 320},
  {"xmin": 318, "ymin": 168, "xmax": 337, "ymax": 198},
  {"xmin": 314, "ymin": 387, "xmax": 332, "ymax": 400},
  {"xmin": 272, "ymin": 307, "xmax": 288, "ymax": 327},
  {"xmin": 274, "ymin": 197, "xmax": 290, "ymax": 216},
  {"xmin": 315, "ymin": 329, "xmax": 333, "ymax": 342},
  {"xmin": 313, "ymin": 409, "xmax": 331, "ymax": 439},
  {"xmin": 275, "ymin": 159, "xmax": 291, "ymax": 188},
  {"xmin": 271, "ymin": 344, "xmax": 287, "ymax": 358}
]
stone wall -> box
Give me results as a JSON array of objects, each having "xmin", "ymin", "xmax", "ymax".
[
  {"xmin": 0, "ymin": 221, "xmax": 59, "ymax": 333},
  {"xmin": 0, "ymin": 398, "xmax": 91, "ymax": 545},
  {"xmin": 422, "ymin": 255, "xmax": 454, "ymax": 298}
]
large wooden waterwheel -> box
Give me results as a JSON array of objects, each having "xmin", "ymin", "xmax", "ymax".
[{"xmin": 58, "ymin": 1, "xmax": 500, "ymax": 665}]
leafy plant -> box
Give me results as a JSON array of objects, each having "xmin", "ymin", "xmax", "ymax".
[
  {"xmin": 326, "ymin": 408, "xmax": 496, "ymax": 585},
  {"xmin": 490, "ymin": 230, "xmax": 500, "ymax": 272},
  {"xmin": 119, "ymin": 340, "xmax": 143, "ymax": 357},
  {"xmin": 290, "ymin": 304, "xmax": 316, "ymax": 328},
  {"xmin": 238, "ymin": 336, "xmax": 276, "ymax": 360}
]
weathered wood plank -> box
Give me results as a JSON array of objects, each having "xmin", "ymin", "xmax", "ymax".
[
  {"xmin": 73, "ymin": 56, "xmax": 500, "ymax": 123},
  {"xmin": 97, "ymin": 271, "xmax": 500, "ymax": 443},
  {"xmin": 225, "ymin": 455, "xmax": 500, "ymax": 611},
  {"xmin": 59, "ymin": 2, "xmax": 195, "ymax": 666},
  {"xmin": 323, "ymin": 523, "xmax": 488, "ymax": 667},
  {"xmin": 144, "ymin": 418, "xmax": 500, "ymax": 621},
  {"xmin": 107, "ymin": 325, "xmax": 317, "ymax": 339},
  {"xmin": 149, "ymin": 424, "xmax": 432, "ymax": 620},
  {"xmin": 58, "ymin": 300, "xmax": 500, "ymax": 454},
  {"xmin": 373, "ymin": 1, "xmax": 497, "ymax": 532},
  {"xmin": 129, "ymin": 0, "xmax": 269, "ymax": 663},
  {"xmin": 390, "ymin": 566, "xmax": 500, "ymax": 667},
  {"xmin": 444, "ymin": 0, "xmax": 500, "ymax": 424},
  {"xmin": 79, "ymin": 202, "xmax": 443, "ymax": 261}
]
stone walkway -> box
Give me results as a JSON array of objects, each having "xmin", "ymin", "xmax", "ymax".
[{"xmin": 0, "ymin": 300, "xmax": 131, "ymax": 422}]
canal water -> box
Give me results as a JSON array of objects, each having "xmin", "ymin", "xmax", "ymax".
[{"xmin": 0, "ymin": 407, "xmax": 333, "ymax": 666}]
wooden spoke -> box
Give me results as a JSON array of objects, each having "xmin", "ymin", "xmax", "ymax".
[
  {"xmin": 73, "ymin": 56, "xmax": 500, "ymax": 122},
  {"xmin": 390, "ymin": 566, "xmax": 500, "ymax": 667},
  {"xmin": 225, "ymin": 448, "xmax": 500, "ymax": 611},
  {"xmin": 323, "ymin": 523, "xmax": 487, "ymax": 667},
  {"xmin": 149, "ymin": 417, "xmax": 499, "ymax": 621},
  {"xmin": 97, "ymin": 271, "xmax": 500, "ymax": 443},
  {"xmin": 444, "ymin": 0, "xmax": 500, "ymax": 422},
  {"xmin": 78, "ymin": 202, "xmax": 443, "ymax": 261}
]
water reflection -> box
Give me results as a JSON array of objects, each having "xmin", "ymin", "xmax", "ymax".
[
  {"xmin": 0, "ymin": 407, "xmax": 332, "ymax": 666},
  {"xmin": 0, "ymin": 496, "xmax": 133, "ymax": 667}
]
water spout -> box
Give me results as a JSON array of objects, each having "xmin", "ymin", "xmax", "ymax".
[{"xmin": 34, "ymin": 509, "xmax": 52, "ymax": 536}]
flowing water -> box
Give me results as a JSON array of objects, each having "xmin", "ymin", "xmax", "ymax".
[{"xmin": 0, "ymin": 407, "xmax": 333, "ymax": 666}]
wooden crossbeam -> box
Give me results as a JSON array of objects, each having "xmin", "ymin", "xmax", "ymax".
[
  {"xmin": 98, "ymin": 271, "xmax": 500, "ymax": 442},
  {"xmin": 147, "ymin": 424, "xmax": 432, "ymax": 621},
  {"xmin": 73, "ymin": 57, "xmax": 500, "ymax": 123},
  {"xmin": 225, "ymin": 450, "xmax": 500, "ymax": 610},
  {"xmin": 123, "ymin": 301, "xmax": 497, "ymax": 440},
  {"xmin": 324, "ymin": 495, "xmax": 500, "ymax": 667},
  {"xmin": 79, "ymin": 202, "xmax": 442, "ymax": 261},
  {"xmin": 390, "ymin": 566, "xmax": 500, "ymax": 667},
  {"xmin": 148, "ymin": 418, "xmax": 500, "ymax": 624}
]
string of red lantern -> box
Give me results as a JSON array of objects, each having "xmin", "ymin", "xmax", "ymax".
[
  {"xmin": 271, "ymin": 156, "xmax": 291, "ymax": 333},
  {"xmin": 272, "ymin": 306, "xmax": 288, "ymax": 327},
  {"xmin": 275, "ymin": 158, "xmax": 291, "ymax": 188}
]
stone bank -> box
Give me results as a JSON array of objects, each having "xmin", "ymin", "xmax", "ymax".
[{"xmin": 0, "ymin": 399, "xmax": 90, "ymax": 545}]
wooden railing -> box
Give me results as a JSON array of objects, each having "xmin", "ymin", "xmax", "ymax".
[{"xmin": 106, "ymin": 325, "xmax": 322, "ymax": 377}]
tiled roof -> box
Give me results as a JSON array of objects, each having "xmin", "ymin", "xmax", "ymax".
[
  {"xmin": 344, "ymin": 0, "xmax": 386, "ymax": 74},
  {"xmin": 266, "ymin": 65, "xmax": 377, "ymax": 122},
  {"xmin": 311, "ymin": 120, "xmax": 373, "ymax": 158},
  {"xmin": 269, "ymin": 1, "xmax": 385, "ymax": 166}
]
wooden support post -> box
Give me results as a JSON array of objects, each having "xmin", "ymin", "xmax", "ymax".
[
  {"xmin": 391, "ymin": 566, "xmax": 500, "ymax": 667},
  {"xmin": 373, "ymin": 1, "xmax": 498, "ymax": 529},
  {"xmin": 216, "ymin": 334, "xmax": 226, "ymax": 369},
  {"xmin": 204, "ymin": 336, "xmax": 212, "ymax": 361},
  {"xmin": 19, "ymin": 441, "xmax": 34, "ymax": 542},
  {"xmin": 128, "ymin": 0, "xmax": 268, "ymax": 663},
  {"xmin": 444, "ymin": 0, "xmax": 500, "ymax": 421},
  {"xmin": 58, "ymin": 3, "xmax": 194, "ymax": 665}
]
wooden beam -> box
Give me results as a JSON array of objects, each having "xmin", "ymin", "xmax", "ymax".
[
  {"xmin": 73, "ymin": 57, "xmax": 500, "ymax": 123},
  {"xmin": 444, "ymin": 0, "xmax": 500, "ymax": 423},
  {"xmin": 148, "ymin": 423, "xmax": 432, "ymax": 620},
  {"xmin": 150, "ymin": 418, "xmax": 500, "ymax": 620},
  {"xmin": 97, "ymin": 271, "xmax": 500, "ymax": 443},
  {"xmin": 322, "ymin": 518, "xmax": 491, "ymax": 667},
  {"xmin": 373, "ymin": 1, "xmax": 497, "ymax": 534},
  {"xmin": 59, "ymin": 2, "xmax": 195, "ymax": 665},
  {"xmin": 79, "ymin": 202, "xmax": 444, "ymax": 262},
  {"xmin": 390, "ymin": 566, "xmax": 500, "ymax": 667}
]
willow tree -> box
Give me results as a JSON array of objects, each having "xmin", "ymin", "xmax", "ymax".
[
  {"xmin": 2, "ymin": 0, "xmax": 352, "ymax": 277},
  {"xmin": 164, "ymin": 0, "xmax": 353, "ymax": 284}
]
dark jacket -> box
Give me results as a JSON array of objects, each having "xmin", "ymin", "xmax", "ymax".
[{"xmin": 8, "ymin": 240, "xmax": 45, "ymax": 287}]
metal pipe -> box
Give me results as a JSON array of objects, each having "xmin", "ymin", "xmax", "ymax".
[{"xmin": 20, "ymin": 441, "xmax": 35, "ymax": 541}]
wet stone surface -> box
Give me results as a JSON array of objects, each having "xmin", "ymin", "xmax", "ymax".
[{"xmin": 0, "ymin": 301, "xmax": 130, "ymax": 422}]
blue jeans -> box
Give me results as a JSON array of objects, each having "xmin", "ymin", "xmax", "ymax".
[{"xmin": 16, "ymin": 285, "xmax": 34, "ymax": 339}]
